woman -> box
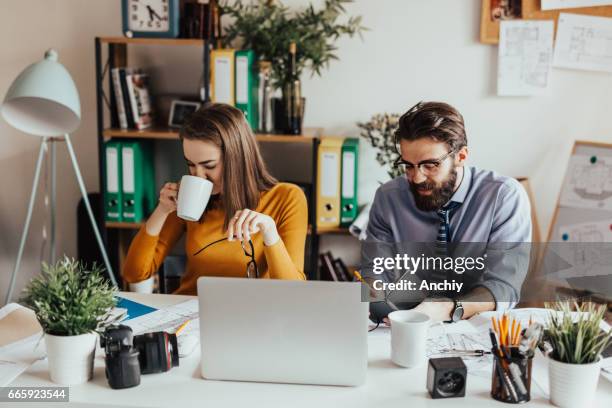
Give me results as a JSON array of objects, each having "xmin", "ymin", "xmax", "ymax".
[{"xmin": 122, "ymin": 103, "xmax": 308, "ymax": 295}]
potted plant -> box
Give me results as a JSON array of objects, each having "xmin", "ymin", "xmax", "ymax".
[
  {"xmin": 545, "ymin": 301, "xmax": 611, "ymax": 408},
  {"xmin": 222, "ymin": 0, "xmax": 366, "ymax": 130},
  {"xmin": 357, "ymin": 113, "xmax": 402, "ymax": 179},
  {"xmin": 20, "ymin": 257, "xmax": 118, "ymax": 385}
]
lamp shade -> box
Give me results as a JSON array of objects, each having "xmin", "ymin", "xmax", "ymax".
[{"xmin": 1, "ymin": 49, "xmax": 81, "ymax": 136}]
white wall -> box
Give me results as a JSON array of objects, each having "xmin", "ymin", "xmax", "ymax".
[
  {"xmin": 2, "ymin": 0, "xmax": 611, "ymax": 296},
  {"xmin": 0, "ymin": 0, "xmax": 123, "ymax": 300}
]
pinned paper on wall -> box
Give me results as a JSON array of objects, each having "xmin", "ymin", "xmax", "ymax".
[
  {"xmin": 541, "ymin": 0, "xmax": 612, "ymax": 10},
  {"xmin": 558, "ymin": 219, "xmax": 612, "ymax": 242},
  {"xmin": 553, "ymin": 13, "xmax": 612, "ymax": 72},
  {"xmin": 497, "ymin": 20, "xmax": 554, "ymax": 96},
  {"xmin": 560, "ymin": 154, "xmax": 612, "ymax": 210}
]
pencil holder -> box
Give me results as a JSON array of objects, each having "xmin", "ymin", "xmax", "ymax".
[{"xmin": 490, "ymin": 347, "xmax": 533, "ymax": 404}]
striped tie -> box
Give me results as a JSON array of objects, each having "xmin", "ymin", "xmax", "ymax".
[{"xmin": 432, "ymin": 202, "xmax": 460, "ymax": 282}]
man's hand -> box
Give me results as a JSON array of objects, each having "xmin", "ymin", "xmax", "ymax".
[{"xmin": 412, "ymin": 300, "xmax": 454, "ymax": 322}]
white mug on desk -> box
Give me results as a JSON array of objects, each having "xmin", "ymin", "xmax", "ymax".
[
  {"xmin": 389, "ymin": 310, "xmax": 430, "ymax": 368},
  {"xmin": 177, "ymin": 175, "xmax": 213, "ymax": 221}
]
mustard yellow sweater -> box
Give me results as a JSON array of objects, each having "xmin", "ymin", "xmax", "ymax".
[{"xmin": 122, "ymin": 183, "xmax": 308, "ymax": 295}]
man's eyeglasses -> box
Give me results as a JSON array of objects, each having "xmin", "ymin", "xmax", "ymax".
[
  {"xmin": 394, "ymin": 150, "xmax": 455, "ymax": 176},
  {"xmin": 193, "ymin": 237, "xmax": 259, "ymax": 279}
]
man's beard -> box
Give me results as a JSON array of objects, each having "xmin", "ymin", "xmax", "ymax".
[{"xmin": 409, "ymin": 168, "xmax": 458, "ymax": 211}]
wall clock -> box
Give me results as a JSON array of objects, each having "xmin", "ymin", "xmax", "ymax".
[{"xmin": 122, "ymin": 0, "xmax": 180, "ymax": 38}]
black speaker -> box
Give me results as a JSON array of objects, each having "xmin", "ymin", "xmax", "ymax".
[{"xmin": 426, "ymin": 357, "xmax": 467, "ymax": 399}]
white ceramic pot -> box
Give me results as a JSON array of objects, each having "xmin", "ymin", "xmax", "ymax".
[
  {"xmin": 549, "ymin": 357, "xmax": 601, "ymax": 408},
  {"xmin": 45, "ymin": 332, "xmax": 97, "ymax": 385}
]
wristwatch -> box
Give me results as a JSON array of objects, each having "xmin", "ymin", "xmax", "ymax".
[{"xmin": 448, "ymin": 299, "xmax": 464, "ymax": 323}]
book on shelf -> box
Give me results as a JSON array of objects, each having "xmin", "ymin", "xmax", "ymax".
[
  {"xmin": 118, "ymin": 68, "xmax": 136, "ymax": 129},
  {"xmin": 126, "ymin": 71, "xmax": 153, "ymax": 130},
  {"xmin": 332, "ymin": 257, "xmax": 351, "ymax": 282},
  {"xmin": 180, "ymin": 0, "xmax": 220, "ymax": 40},
  {"xmin": 319, "ymin": 251, "xmax": 352, "ymax": 282},
  {"xmin": 111, "ymin": 68, "xmax": 128, "ymax": 129},
  {"xmin": 111, "ymin": 67, "xmax": 153, "ymax": 130}
]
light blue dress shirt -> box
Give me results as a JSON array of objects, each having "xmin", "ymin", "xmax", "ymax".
[{"xmin": 363, "ymin": 166, "xmax": 532, "ymax": 311}]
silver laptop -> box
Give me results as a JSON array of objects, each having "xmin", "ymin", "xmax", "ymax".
[{"xmin": 197, "ymin": 277, "xmax": 368, "ymax": 386}]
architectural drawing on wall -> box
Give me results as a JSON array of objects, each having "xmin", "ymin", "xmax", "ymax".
[
  {"xmin": 542, "ymin": 0, "xmax": 612, "ymax": 11},
  {"xmin": 553, "ymin": 13, "xmax": 612, "ymax": 72},
  {"xmin": 558, "ymin": 219, "xmax": 612, "ymax": 242},
  {"xmin": 497, "ymin": 20, "xmax": 554, "ymax": 96},
  {"xmin": 556, "ymin": 220, "xmax": 612, "ymax": 273},
  {"xmin": 560, "ymin": 154, "xmax": 612, "ymax": 210}
]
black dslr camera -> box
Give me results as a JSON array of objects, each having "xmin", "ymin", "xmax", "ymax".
[
  {"xmin": 101, "ymin": 325, "xmax": 180, "ymax": 389},
  {"xmin": 100, "ymin": 325, "xmax": 141, "ymax": 389}
]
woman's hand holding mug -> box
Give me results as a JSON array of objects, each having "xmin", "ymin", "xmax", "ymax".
[
  {"xmin": 227, "ymin": 209, "xmax": 280, "ymax": 246},
  {"xmin": 145, "ymin": 181, "xmax": 180, "ymax": 236},
  {"xmin": 158, "ymin": 182, "xmax": 179, "ymax": 215}
]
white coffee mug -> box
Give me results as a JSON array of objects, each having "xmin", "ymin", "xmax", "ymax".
[
  {"xmin": 177, "ymin": 175, "xmax": 214, "ymax": 221},
  {"xmin": 389, "ymin": 310, "xmax": 430, "ymax": 368}
]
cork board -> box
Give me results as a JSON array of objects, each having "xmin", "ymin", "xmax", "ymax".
[{"xmin": 480, "ymin": 0, "xmax": 612, "ymax": 44}]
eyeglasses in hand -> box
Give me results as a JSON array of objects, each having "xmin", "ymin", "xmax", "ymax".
[{"xmin": 193, "ymin": 237, "xmax": 259, "ymax": 279}]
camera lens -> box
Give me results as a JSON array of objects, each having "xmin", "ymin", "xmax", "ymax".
[{"xmin": 134, "ymin": 331, "xmax": 179, "ymax": 374}]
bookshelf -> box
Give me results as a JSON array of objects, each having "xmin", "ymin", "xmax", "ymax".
[
  {"xmin": 94, "ymin": 36, "xmax": 352, "ymax": 284},
  {"xmin": 99, "ymin": 37, "xmax": 207, "ymax": 46},
  {"xmin": 102, "ymin": 127, "xmax": 320, "ymax": 143}
]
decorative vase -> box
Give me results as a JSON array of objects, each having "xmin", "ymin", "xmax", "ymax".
[
  {"xmin": 272, "ymin": 96, "xmax": 306, "ymax": 135},
  {"xmin": 548, "ymin": 357, "xmax": 601, "ymax": 408},
  {"xmin": 45, "ymin": 332, "xmax": 97, "ymax": 385}
]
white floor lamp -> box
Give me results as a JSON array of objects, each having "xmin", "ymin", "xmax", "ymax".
[{"xmin": 1, "ymin": 49, "xmax": 116, "ymax": 305}]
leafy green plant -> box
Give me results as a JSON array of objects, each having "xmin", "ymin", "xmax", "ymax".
[
  {"xmin": 20, "ymin": 257, "xmax": 118, "ymax": 336},
  {"xmin": 545, "ymin": 301, "xmax": 611, "ymax": 364},
  {"xmin": 357, "ymin": 113, "xmax": 402, "ymax": 179},
  {"xmin": 221, "ymin": 0, "xmax": 366, "ymax": 88}
]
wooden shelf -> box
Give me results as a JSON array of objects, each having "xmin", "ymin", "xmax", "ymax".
[
  {"xmin": 104, "ymin": 127, "xmax": 179, "ymax": 140},
  {"xmin": 308, "ymin": 225, "xmax": 352, "ymax": 236},
  {"xmin": 106, "ymin": 221, "xmax": 144, "ymax": 230},
  {"xmin": 104, "ymin": 128, "xmax": 319, "ymax": 143},
  {"xmin": 99, "ymin": 37, "xmax": 206, "ymax": 46}
]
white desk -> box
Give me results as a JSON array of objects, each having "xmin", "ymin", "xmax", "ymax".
[{"xmin": 8, "ymin": 293, "xmax": 612, "ymax": 407}]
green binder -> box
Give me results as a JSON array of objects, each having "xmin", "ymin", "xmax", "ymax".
[
  {"xmin": 235, "ymin": 49, "xmax": 259, "ymax": 131},
  {"xmin": 121, "ymin": 140, "xmax": 156, "ymax": 223},
  {"xmin": 340, "ymin": 138, "xmax": 359, "ymax": 227},
  {"xmin": 104, "ymin": 140, "xmax": 122, "ymax": 222}
]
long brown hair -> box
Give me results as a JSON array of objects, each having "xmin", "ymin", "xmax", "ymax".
[{"xmin": 179, "ymin": 103, "xmax": 277, "ymax": 229}]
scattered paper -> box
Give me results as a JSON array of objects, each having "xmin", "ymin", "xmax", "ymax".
[
  {"xmin": 498, "ymin": 20, "xmax": 554, "ymax": 96},
  {"xmin": 542, "ymin": 0, "xmax": 612, "ymax": 10},
  {"xmin": 122, "ymin": 299, "xmax": 198, "ymax": 335},
  {"xmin": 553, "ymin": 13, "xmax": 612, "ymax": 72},
  {"xmin": 0, "ymin": 303, "xmax": 46, "ymax": 386},
  {"xmin": 0, "ymin": 334, "xmax": 45, "ymax": 386},
  {"xmin": 560, "ymin": 154, "xmax": 612, "ymax": 210},
  {"xmin": 427, "ymin": 320, "xmax": 493, "ymax": 372}
]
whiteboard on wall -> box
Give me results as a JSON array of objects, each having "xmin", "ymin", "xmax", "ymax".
[{"xmin": 545, "ymin": 141, "xmax": 612, "ymax": 300}]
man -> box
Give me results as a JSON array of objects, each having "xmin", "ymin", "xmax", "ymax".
[{"xmin": 363, "ymin": 101, "xmax": 531, "ymax": 322}]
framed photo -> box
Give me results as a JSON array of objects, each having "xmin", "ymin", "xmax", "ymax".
[
  {"xmin": 480, "ymin": 0, "xmax": 523, "ymax": 44},
  {"xmin": 168, "ymin": 100, "xmax": 201, "ymax": 128}
]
